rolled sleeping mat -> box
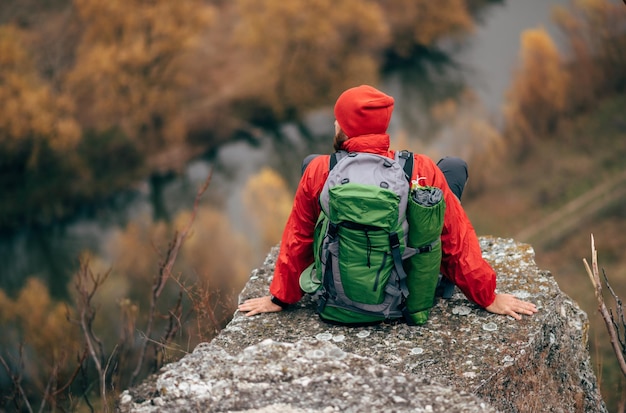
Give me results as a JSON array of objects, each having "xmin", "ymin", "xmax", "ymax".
[{"xmin": 404, "ymin": 186, "xmax": 446, "ymax": 325}]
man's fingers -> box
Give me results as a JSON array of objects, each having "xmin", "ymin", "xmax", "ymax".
[
  {"xmin": 238, "ymin": 304, "xmax": 260, "ymax": 316},
  {"xmin": 508, "ymin": 310, "xmax": 522, "ymax": 320},
  {"xmin": 238, "ymin": 302, "xmax": 248, "ymax": 310},
  {"xmin": 507, "ymin": 299, "xmax": 538, "ymax": 319},
  {"xmin": 516, "ymin": 300, "xmax": 538, "ymax": 315},
  {"xmin": 244, "ymin": 308, "xmax": 259, "ymax": 317}
]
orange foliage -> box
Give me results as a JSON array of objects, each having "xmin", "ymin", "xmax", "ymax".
[
  {"xmin": 502, "ymin": 0, "xmax": 626, "ymax": 159},
  {"xmin": 378, "ymin": 0, "xmax": 474, "ymax": 58},
  {"xmin": 86, "ymin": 218, "xmax": 175, "ymax": 352},
  {"xmin": 231, "ymin": 0, "xmax": 389, "ymax": 119},
  {"xmin": 12, "ymin": 279, "xmax": 80, "ymax": 361},
  {"xmin": 504, "ymin": 27, "xmax": 569, "ymax": 153},
  {"xmin": 0, "ymin": 288, "xmax": 10, "ymax": 322},
  {"xmin": 109, "ymin": 207, "xmax": 251, "ymax": 293},
  {"xmin": 174, "ymin": 206, "xmax": 252, "ymax": 292},
  {"xmin": 431, "ymin": 98, "xmax": 460, "ymax": 124},
  {"xmin": 104, "ymin": 206, "xmax": 252, "ymax": 342},
  {"xmin": 112, "ymin": 219, "xmax": 168, "ymax": 281},
  {"xmin": 0, "ymin": 25, "xmax": 81, "ymax": 163},
  {"xmin": 0, "ymin": 278, "xmax": 82, "ymax": 381},
  {"xmin": 242, "ymin": 167, "xmax": 293, "ymax": 254},
  {"xmin": 67, "ymin": 0, "xmax": 214, "ymax": 152},
  {"xmin": 170, "ymin": 206, "xmax": 253, "ymax": 338},
  {"xmin": 70, "ymin": 252, "xmax": 138, "ymax": 348}
]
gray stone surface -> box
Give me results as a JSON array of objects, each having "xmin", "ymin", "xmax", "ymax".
[
  {"xmin": 119, "ymin": 339, "xmax": 493, "ymax": 413},
  {"xmin": 118, "ymin": 237, "xmax": 607, "ymax": 413}
]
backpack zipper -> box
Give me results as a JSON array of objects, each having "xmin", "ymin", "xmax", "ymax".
[
  {"xmin": 373, "ymin": 252, "xmax": 388, "ymax": 292},
  {"xmin": 365, "ymin": 229, "xmax": 372, "ymax": 268}
]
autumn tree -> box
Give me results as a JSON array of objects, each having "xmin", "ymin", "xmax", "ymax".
[
  {"xmin": 229, "ymin": 0, "xmax": 390, "ymax": 124},
  {"xmin": 378, "ymin": 0, "xmax": 475, "ymax": 60},
  {"xmin": 552, "ymin": 0, "xmax": 626, "ymax": 110},
  {"xmin": 504, "ymin": 27, "xmax": 569, "ymax": 156},
  {"xmin": 0, "ymin": 24, "xmax": 84, "ymax": 227},
  {"xmin": 242, "ymin": 167, "xmax": 293, "ymax": 255},
  {"xmin": 0, "ymin": 278, "xmax": 83, "ymax": 410},
  {"xmin": 66, "ymin": 0, "xmax": 214, "ymax": 157},
  {"xmin": 0, "ymin": 25, "xmax": 81, "ymax": 160}
]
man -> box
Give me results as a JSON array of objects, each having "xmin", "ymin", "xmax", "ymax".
[{"xmin": 239, "ymin": 85, "xmax": 537, "ymax": 320}]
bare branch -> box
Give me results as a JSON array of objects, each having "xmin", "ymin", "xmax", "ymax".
[
  {"xmin": 583, "ymin": 234, "xmax": 626, "ymax": 377},
  {"xmin": 102, "ymin": 345, "xmax": 119, "ymax": 399},
  {"xmin": 51, "ymin": 349, "xmax": 88, "ymax": 397},
  {"xmin": 38, "ymin": 363, "xmax": 58, "ymax": 413},
  {"xmin": 73, "ymin": 259, "xmax": 114, "ymax": 412},
  {"xmin": 78, "ymin": 356, "xmax": 96, "ymax": 413},
  {"xmin": 0, "ymin": 352, "xmax": 34, "ymax": 413},
  {"xmin": 162, "ymin": 290, "xmax": 184, "ymax": 344},
  {"xmin": 602, "ymin": 269, "xmax": 626, "ymax": 353},
  {"xmin": 136, "ymin": 331, "xmax": 188, "ymax": 356},
  {"xmin": 171, "ymin": 271, "xmax": 226, "ymax": 343}
]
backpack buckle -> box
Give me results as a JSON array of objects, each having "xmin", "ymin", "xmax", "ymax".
[
  {"xmin": 418, "ymin": 244, "xmax": 433, "ymax": 253},
  {"xmin": 389, "ymin": 232, "xmax": 400, "ymax": 249}
]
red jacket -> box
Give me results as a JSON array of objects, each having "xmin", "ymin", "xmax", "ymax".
[{"xmin": 270, "ymin": 133, "xmax": 497, "ymax": 308}]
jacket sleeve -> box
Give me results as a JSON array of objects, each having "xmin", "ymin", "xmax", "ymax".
[
  {"xmin": 412, "ymin": 155, "xmax": 497, "ymax": 308},
  {"xmin": 269, "ymin": 155, "xmax": 329, "ymax": 304}
]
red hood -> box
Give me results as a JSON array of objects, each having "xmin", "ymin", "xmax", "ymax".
[{"xmin": 342, "ymin": 134, "xmax": 390, "ymax": 155}]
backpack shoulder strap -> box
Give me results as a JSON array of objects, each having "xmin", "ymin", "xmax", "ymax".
[
  {"xmin": 395, "ymin": 150, "xmax": 414, "ymax": 183},
  {"xmin": 329, "ymin": 150, "xmax": 349, "ymax": 171}
]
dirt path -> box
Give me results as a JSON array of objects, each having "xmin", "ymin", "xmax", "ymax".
[{"xmin": 515, "ymin": 169, "xmax": 626, "ymax": 248}]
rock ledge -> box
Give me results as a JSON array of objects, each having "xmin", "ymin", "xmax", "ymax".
[{"xmin": 118, "ymin": 237, "xmax": 607, "ymax": 413}]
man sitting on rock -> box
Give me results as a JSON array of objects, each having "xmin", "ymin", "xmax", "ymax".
[{"xmin": 238, "ymin": 85, "xmax": 537, "ymax": 322}]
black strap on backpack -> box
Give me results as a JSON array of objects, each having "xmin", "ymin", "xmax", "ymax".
[
  {"xmin": 329, "ymin": 150, "xmax": 348, "ymax": 171},
  {"xmin": 390, "ymin": 150, "xmax": 416, "ymax": 316},
  {"xmin": 396, "ymin": 149, "xmax": 414, "ymax": 184}
]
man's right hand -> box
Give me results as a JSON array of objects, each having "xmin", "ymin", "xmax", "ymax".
[{"xmin": 238, "ymin": 296, "xmax": 283, "ymax": 317}]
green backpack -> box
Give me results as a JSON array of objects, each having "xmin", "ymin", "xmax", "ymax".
[{"xmin": 300, "ymin": 150, "xmax": 446, "ymax": 326}]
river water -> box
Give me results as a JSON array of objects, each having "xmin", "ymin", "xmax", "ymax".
[{"xmin": 0, "ymin": 0, "xmax": 571, "ymax": 299}]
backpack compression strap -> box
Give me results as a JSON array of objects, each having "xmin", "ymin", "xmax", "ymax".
[
  {"xmin": 332, "ymin": 150, "xmax": 413, "ymax": 178},
  {"xmin": 389, "ymin": 232, "xmax": 409, "ymax": 302}
]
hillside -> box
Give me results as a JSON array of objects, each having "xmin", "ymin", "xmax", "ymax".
[{"xmin": 464, "ymin": 93, "xmax": 626, "ymax": 410}]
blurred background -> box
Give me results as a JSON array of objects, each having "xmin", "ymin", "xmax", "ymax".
[{"xmin": 0, "ymin": 0, "xmax": 625, "ymax": 411}]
